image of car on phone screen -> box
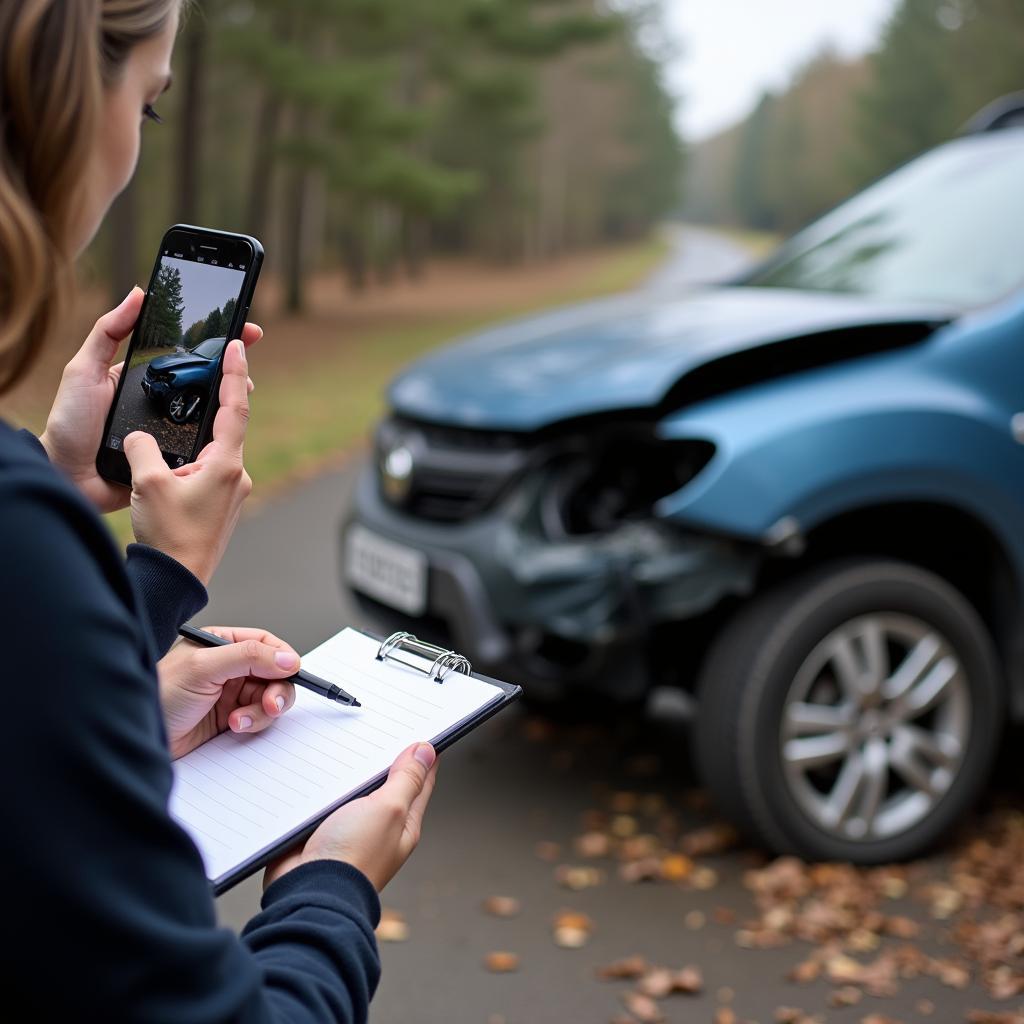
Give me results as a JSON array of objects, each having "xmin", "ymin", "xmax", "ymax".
[{"xmin": 141, "ymin": 335, "xmax": 227, "ymax": 424}]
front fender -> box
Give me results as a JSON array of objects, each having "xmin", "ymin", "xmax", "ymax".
[{"xmin": 655, "ymin": 358, "xmax": 1024, "ymax": 569}]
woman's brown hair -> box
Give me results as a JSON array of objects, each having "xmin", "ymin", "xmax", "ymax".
[{"xmin": 0, "ymin": 0, "xmax": 182, "ymax": 395}]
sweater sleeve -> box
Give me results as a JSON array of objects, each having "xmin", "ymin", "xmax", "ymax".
[
  {"xmin": 1, "ymin": 457, "xmax": 381, "ymax": 1023},
  {"xmin": 125, "ymin": 542, "xmax": 208, "ymax": 655},
  {"xmin": 15, "ymin": 424, "xmax": 208, "ymax": 656}
]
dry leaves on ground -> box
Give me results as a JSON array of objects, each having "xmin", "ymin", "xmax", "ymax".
[{"xmin": 739, "ymin": 810, "xmax": 1024, "ymax": 1003}]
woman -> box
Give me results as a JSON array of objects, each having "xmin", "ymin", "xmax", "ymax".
[{"xmin": 0, "ymin": 1, "xmax": 438, "ymax": 1020}]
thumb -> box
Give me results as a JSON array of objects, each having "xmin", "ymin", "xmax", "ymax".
[
  {"xmin": 123, "ymin": 430, "xmax": 171, "ymax": 486},
  {"xmin": 378, "ymin": 742, "xmax": 436, "ymax": 811},
  {"xmin": 79, "ymin": 286, "xmax": 145, "ymax": 369},
  {"xmin": 179, "ymin": 637, "xmax": 301, "ymax": 687}
]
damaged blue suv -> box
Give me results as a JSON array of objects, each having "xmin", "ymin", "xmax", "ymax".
[{"xmin": 343, "ymin": 97, "xmax": 1024, "ymax": 861}]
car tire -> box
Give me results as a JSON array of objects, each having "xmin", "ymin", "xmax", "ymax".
[
  {"xmin": 167, "ymin": 390, "xmax": 202, "ymax": 424},
  {"xmin": 693, "ymin": 558, "xmax": 1004, "ymax": 863}
]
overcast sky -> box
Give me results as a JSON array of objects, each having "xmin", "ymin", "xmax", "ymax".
[
  {"xmin": 662, "ymin": 0, "xmax": 900, "ymax": 141},
  {"xmin": 164, "ymin": 256, "xmax": 245, "ymax": 333}
]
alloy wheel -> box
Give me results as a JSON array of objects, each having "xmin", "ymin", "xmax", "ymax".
[{"xmin": 779, "ymin": 613, "xmax": 970, "ymax": 843}]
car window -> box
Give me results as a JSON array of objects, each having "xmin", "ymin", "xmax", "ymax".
[
  {"xmin": 746, "ymin": 129, "xmax": 1024, "ymax": 309},
  {"xmin": 190, "ymin": 336, "xmax": 227, "ymax": 359}
]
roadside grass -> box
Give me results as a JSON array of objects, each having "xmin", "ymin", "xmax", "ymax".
[
  {"xmin": 104, "ymin": 234, "xmax": 669, "ymax": 542},
  {"xmin": 128, "ymin": 345, "xmax": 177, "ymax": 370}
]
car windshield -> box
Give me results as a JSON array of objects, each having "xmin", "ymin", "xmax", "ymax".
[
  {"xmin": 745, "ymin": 129, "xmax": 1024, "ymax": 309},
  {"xmin": 190, "ymin": 336, "xmax": 226, "ymax": 360}
]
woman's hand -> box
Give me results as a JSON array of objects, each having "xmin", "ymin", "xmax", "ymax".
[
  {"xmin": 264, "ymin": 741, "xmax": 439, "ymax": 893},
  {"xmin": 158, "ymin": 626, "xmax": 300, "ymax": 759},
  {"xmin": 39, "ymin": 287, "xmax": 260, "ymax": 515},
  {"xmin": 123, "ymin": 337, "xmax": 255, "ymax": 585}
]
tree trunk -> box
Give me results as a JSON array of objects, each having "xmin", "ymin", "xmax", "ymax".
[
  {"xmin": 176, "ymin": 14, "xmax": 207, "ymax": 222},
  {"xmin": 245, "ymin": 91, "xmax": 281, "ymax": 238},
  {"xmin": 281, "ymin": 108, "xmax": 312, "ymax": 313}
]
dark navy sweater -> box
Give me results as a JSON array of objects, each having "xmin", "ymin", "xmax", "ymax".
[{"xmin": 0, "ymin": 420, "xmax": 381, "ymax": 1022}]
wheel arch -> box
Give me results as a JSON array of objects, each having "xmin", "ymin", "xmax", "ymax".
[{"xmin": 777, "ymin": 500, "xmax": 1024, "ymax": 719}]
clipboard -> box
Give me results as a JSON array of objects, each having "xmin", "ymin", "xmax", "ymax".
[{"xmin": 169, "ymin": 628, "xmax": 521, "ymax": 896}]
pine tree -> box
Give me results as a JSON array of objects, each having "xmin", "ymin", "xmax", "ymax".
[{"xmin": 139, "ymin": 265, "xmax": 185, "ymax": 348}]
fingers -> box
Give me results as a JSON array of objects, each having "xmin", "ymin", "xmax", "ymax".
[
  {"xmin": 210, "ymin": 339, "xmax": 250, "ymax": 455},
  {"xmin": 240, "ymin": 322, "xmax": 263, "ymax": 348},
  {"xmin": 76, "ymin": 286, "xmax": 145, "ymax": 372},
  {"xmin": 228, "ymin": 680, "xmax": 296, "ymax": 734},
  {"xmin": 200, "ymin": 625, "xmax": 295, "ymax": 654},
  {"xmin": 123, "ymin": 431, "xmax": 172, "ymax": 487},
  {"xmin": 377, "ymin": 742, "xmax": 437, "ymax": 814},
  {"xmin": 404, "ymin": 756, "xmax": 439, "ymax": 842},
  {"xmin": 181, "ymin": 635, "xmax": 301, "ymax": 688}
]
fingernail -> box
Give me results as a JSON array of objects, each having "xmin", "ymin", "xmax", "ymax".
[
  {"xmin": 275, "ymin": 650, "xmax": 298, "ymax": 670},
  {"xmin": 238, "ymin": 715, "xmax": 253, "ymax": 731},
  {"xmin": 413, "ymin": 743, "xmax": 435, "ymax": 768},
  {"xmin": 235, "ymin": 338, "xmax": 247, "ymax": 361},
  {"xmin": 275, "ymin": 695, "xmax": 285, "ymax": 712}
]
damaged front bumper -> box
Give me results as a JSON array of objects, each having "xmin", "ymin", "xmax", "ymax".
[{"xmin": 342, "ymin": 463, "xmax": 760, "ymax": 699}]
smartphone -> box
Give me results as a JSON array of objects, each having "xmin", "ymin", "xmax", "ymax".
[{"xmin": 97, "ymin": 224, "xmax": 263, "ymax": 486}]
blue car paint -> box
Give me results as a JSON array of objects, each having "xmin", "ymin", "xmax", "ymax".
[
  {"xmin": 388, "ymin": 287, "xmax": 953, "ymax": 431},
  {"xmin": 654, "ymin": 295, "xmax": 1024, "ymax": 578}
]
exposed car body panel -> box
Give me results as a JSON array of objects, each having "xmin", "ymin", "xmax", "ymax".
[
  {"xmin": 388, "ymin": 287, "xmax": 953, "ymax": 431},
  {"xmin": 655, "ymin": 300, "xmax": 1024, "ymax": 584}
]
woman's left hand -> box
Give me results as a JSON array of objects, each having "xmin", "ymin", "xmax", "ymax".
[
  {"xmin": 158, "ymin": 626, "xmax": 300, "ymax": 759},
  {"xmin": 40, "ymin": 286, "xmax": 260, "ymax": 514}
]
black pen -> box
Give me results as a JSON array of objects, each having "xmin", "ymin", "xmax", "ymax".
[{"xmin": 177, "ymin": 624, "xmax": 362, "ymax": 707}]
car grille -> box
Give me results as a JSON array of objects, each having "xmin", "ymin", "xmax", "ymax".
[{"xmin": 377, "ymin": 417, "xmax": 529, "ymax": 523}]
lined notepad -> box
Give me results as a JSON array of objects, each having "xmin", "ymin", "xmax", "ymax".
[{"xmin": 169, "ymin": 628, "xmax": 507, "ymax": 888}]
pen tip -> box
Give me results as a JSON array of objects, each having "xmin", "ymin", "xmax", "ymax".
[{"xmin": 352, "ymin": 698, "xmax": 362, "ymax": 707}]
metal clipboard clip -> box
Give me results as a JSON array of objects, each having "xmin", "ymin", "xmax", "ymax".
[{"xmin": 376, "ymin": 631, "xmax": 473, "ymax": 684}]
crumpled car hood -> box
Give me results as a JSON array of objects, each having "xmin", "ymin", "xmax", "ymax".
[
  {"xmin": 389, "ymin": 286, "xmax": 952, "ymax": 431},
  {"xmin": 148, "ymin": 352, "xmax": 212, "ymax": 373}
]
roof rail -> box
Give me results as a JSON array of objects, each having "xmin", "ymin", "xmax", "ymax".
[{"xmin": 960, "ymin": 92, "xmax": 1024, "ymax": 134}]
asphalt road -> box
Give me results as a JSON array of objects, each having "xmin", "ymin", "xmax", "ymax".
[{"xmin": 205, "ymin": 228, "xmax": 1016, "ymax": 1023}]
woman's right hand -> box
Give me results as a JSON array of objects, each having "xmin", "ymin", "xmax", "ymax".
[
  {"xmin": 123, "ymin": 338, "xmax": 253, "ymax": 585},
  {"xmin": 263, "ymin": 742, "xmax": 439, "ymax": 893}
]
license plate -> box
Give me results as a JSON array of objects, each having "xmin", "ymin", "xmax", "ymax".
[{"xmin": 345, "ymin": 525, "xmax": 428, "ymax": 616}]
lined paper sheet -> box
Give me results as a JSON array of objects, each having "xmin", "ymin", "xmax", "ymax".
[{"xmin": 169, "ymin": 628, "xmax": 503, "ymax": 885}]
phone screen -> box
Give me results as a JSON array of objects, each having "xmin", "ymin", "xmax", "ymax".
[{"xmin": 103, "ymin": 245, "xmax": 250, "ymax": 468}]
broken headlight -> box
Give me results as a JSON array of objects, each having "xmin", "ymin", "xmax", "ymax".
[{"xmin": 545, "ymin": 432, "xmax": 715, "ymax": 536}]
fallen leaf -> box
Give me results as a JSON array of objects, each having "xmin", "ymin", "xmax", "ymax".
[
  {"xmin": 554, "ymin": 864, "xmax": 603, "ymax": 890},
  {"xmin": 482, "ymin": 895, "xmax": 521, "ymax": 918},
  {"xmin": 828, "ymin": 985, "xmax": 862, "ymax": 1007},
  {"xmin": 483, "ymin": 951, "xmax": 519, "ymax": 973},
  {"xmin": 621, "ymin": 991, "xmax": 663, "ymax": 1023},
  {"xmin": 375, "ymin": 908, "xmax": 408, "ymax": 943},
  {"xmin": 679, "ymin": 823, "xmax": 740, "ymax": 856},
  {"xmin": 552, "ymin": 909, "xmax": 594, "ymax": 948},
  {"xmin": 575, "ymin": 830, "xmax": 612, "ymax": 858},
  {"xmin": 659, "ymin": 853, "xmax": 693, "ymax": 882},
  {"xmin": 611, "ymin": 814, "xmax": 639, "ymax": 838},
  {"xmin": 637, "ymin": 968, "xmax": 675, "ymax": 999},
  {"xmin": 596, "ymin": 955, "xmax": 648, "ymax": 981}
]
